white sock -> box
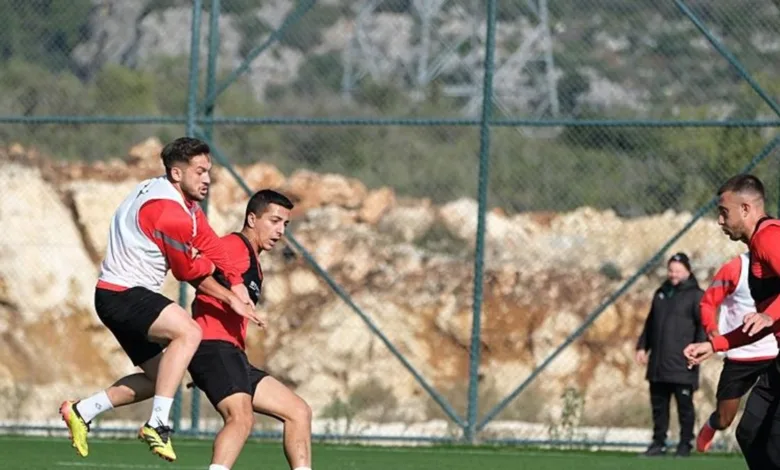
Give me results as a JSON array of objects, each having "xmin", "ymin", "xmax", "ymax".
[
  {"xmin": 75, "ymin": 391, "xmax": 114, "ymax": 423},
  {"xmin": 148, "ymin": 395, "xmax": 174, "ymax": 428},
  {"xmin": 209, "ymin": 465, "xmax": 230, "ymax": 470},
  {"xmin": 293, "ymin": 467, "xmax": 312, "ymax": 470}
]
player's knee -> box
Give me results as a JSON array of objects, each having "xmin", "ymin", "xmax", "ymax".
[
  {"xmin": 292, "ymin": 398, "xmax": 312, "ymax": 426},
  {"xmin": 180, "ymin": 319, "xmax": 202, "ymax": 346},
  {"xmin": 227, "ymin": 408, "xmax": 255, "ymax": 436}
]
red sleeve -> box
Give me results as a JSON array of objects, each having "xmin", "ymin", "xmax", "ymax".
[
  {"xmin": 229, "ymin": 237, "xmax": 251, "ymax": 276},
  {"xmin": 711, "ymin": 321, "xmax": 780, "ymax": 352},
  {"xmin": 217, "ymin": 235, "xmax": 250, "ymax": 280},
  {"xmin": 194, "ymin": 236, "xmax": 250, "ymax": 303},
  {"xmin": 192, "ymin": 208, "xmax": 244, "ymax": 286},
  {"xmin": 700, "ymin": 256, "xmax": 741, "ymax": 335},
  {"xmin": 138, "ymin": 200, "xmax": 215, "ymax": 282},
  {"xmin": 753, "ymin": 226, "xmax": 780, "ymax": 320}
]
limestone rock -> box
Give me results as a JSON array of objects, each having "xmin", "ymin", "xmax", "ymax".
[
  {"xmin": 65, "ymin": 179, "xmax": 142, "ymax": 258},
  {"xmin": 377, "ymin": 205, "xmax": 436, "ymax": 243},
  {"xmin": 283, "ymin": 170, "xmax": 368, "ymax": 212},
  {"xmin": 0, "ymin": 164, "xmax": 97, "ymax": 321},
  {"xmin": 127, "ymin": 137, "xmax": 163, "ymax": 166},
  {"xmin": 358, "ymin": 187, "xmax": 396, "ymax": 225}
]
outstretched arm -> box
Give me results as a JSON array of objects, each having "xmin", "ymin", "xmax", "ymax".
[{"xmin": 711, "ymin": 320, "xmax": 780, "ymax": 352}]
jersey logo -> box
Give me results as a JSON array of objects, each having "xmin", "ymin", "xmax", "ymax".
[{"xmin": 249, "ymin": 281, "xmax": 260, "ymax": 297}]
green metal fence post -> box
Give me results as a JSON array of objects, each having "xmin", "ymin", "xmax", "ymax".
[
  {"xmin": 187, "ymin": 0, "xmax": 221, "ymax": 434},
  {"xmin": 465, "ymin": 0, "xmax": 498, "ymax": 444},
  {"xmin": 174, "ymin": 0, "xmax": 203, "ymax": 433},
  {"xmin": 199, "ymin": 0, "xmax": 315, "ymax": 114},
  {"xmin": 203, "ymin": 0, "xmax": 221, "ymax": 144}
]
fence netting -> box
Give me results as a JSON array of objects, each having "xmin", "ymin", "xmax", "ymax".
[{"xmin": 1, "ymin": 0, "xmax": 780, "ymax": 450}]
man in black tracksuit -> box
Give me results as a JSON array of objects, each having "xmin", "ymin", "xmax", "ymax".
[{"xmin": 636, "ymin": 252, "xmax": 706, "ymax": 457}]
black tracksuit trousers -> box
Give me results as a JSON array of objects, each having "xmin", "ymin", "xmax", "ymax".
[{"xmin": 649, "ymin": 381, "xmax": 695, "ymax": 446}]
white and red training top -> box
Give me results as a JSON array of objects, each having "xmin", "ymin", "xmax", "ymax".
[
  {"xmin": 700, "ymin": 252, "xmax": 778, "ymax": 361},
  {"xmin": 97, "ymin": 176, "xmax": 243, "ymax": 293}
]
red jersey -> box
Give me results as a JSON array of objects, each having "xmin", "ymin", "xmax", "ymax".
[
  {"xmin": 712, "ymin": 219, "xmax": 780, "ymax": 352},
  {"xmin": 193, "ymin": 232, "xmax": 262, "ymax": 350}
]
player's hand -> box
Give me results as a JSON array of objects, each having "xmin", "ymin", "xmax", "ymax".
[
  {"xmin": 684, "ymin": 342, "xmax": 714, "ymax": 368},
  {"xmin": 742, "ymin": 312, "xmax": 773, "ymax": 336},
  {"xmin": 228, "ymin": 295, "xmax": 266, "ymax": 329},
  {"xmin": 231, "ymin": 283, "xmax": 252, "ymax": 306},
  {"xmin": 634, "ymin": 349, "xmax": 648, "ymax": 365}
]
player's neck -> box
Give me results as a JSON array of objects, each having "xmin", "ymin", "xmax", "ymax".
[
  {"xmin": 744, "ymin": 213, "xmax": 770, "ymax": 242},
  {"xmin": 240, "ymin": 228, "xmax": 262, "ymax": 255},
  {"xmin": 167, "ymin": 179, "xmax": 196, "ymax": 207}
]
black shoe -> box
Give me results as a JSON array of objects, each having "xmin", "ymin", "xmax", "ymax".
[
  {"xmin": 640, "ymin": 443, "xmax": 666, "ymax": 457},
  {"xmin": 675, "ymin": 442, "xmax": 692, "ymax": 457}
]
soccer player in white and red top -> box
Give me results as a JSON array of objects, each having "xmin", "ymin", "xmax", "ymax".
[
  {"xmin": 695, "ymin": 252, "xmax": 778, "ymax": 453},
  {"xmin": 58, "ymin": 137, "xmax": 262, "ymax": 463}
]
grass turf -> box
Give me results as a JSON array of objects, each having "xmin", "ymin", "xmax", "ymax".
[{"xmin": 0, "ymin": 435, "xmax": 746, "ymax": 469}]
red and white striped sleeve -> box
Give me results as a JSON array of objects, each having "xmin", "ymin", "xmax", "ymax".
[
  {"xmin": 700, "ymin": 255, "xmax": 741, "ymax": 335},
  {"xmin": 138, "ymin": 200, "xmax": 215, "ymax": 282}
]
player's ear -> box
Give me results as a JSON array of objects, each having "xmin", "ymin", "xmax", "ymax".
[
  {"xmin": 246, "ymin": 212, "xmax": 256, "ymax": 228},
  {"xmin": 740, "ymin": 201, "xmax": 752, "ymax": 216},
  {"xmin": 169, "ymin": 165, "xmax": 184, "ymax": 183}
]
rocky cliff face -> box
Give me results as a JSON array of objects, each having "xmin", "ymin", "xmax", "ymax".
[{"xmin": 0, "ymin": 139, "xmax": 742, "ymax": 435}]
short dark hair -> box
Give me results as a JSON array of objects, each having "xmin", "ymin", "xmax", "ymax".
[
  {"xmin": 717, "ymin": 173, "xmax": 765, "ymax": 200},
  {"xmin": 244, "ymin": 189, "xmax": 294, "ymax": 226},
  {"xmin": 161, "ymin": 137, "xmax": 211, "ymax": 176}
]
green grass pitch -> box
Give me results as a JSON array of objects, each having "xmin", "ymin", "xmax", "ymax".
[{"xmin": 0, "ymin": 435, "xmax": 748, "ymax": 469}]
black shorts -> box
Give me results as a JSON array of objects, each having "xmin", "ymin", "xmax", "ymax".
[
  {"xmin": 735, "ymin": 359, "xmax": 780, "ymax": 468},
  {"xmin": 187, "ymin": 340, "xmax": 269, "ymax": 409},
  {"xmin": 95, "ymin": 286, "xmax": 174, "ymax": 366},
  {"xmin": 716, "ymin": 357, "xmax": 775, "ymax": 400}
]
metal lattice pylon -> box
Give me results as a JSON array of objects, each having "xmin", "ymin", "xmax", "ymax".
[{"xmin": 341, "ymin": 0, "xmax": 559, "ymax": 118}]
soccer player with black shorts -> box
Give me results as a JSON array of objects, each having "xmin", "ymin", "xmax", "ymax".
[
  {"xmin": 188, "ymin": 189, "xmax": 313, "ymax": 470},
  {"xmin": 58, "ymin": 138, "xmax": 261, "ymax": 462},
  {"xmin": 695, "ymin": 252, "xmax": 777, "ymax": 452},
  {"xmin": 685, "ymin": 174, "xmax": 780, "ymax": 469}
]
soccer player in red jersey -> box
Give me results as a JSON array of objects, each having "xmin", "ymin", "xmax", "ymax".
[
  {"xmin": 694, "ymin": 252, "xmax": 777, "ymax": 452},
  {"xmin": 59, "ymin": 137, "xmax": 261, "ymax": 462},
  {"xmin": 188, "ymin": 189, "xmax": 313, "ymax": 470},
  {"xmin": 685, "ymin": 174, "xmax": 780, "ymax": 468}
]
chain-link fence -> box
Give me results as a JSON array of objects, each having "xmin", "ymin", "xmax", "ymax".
[{"xmin": 2, "ymin": 0, "xmax": 780, "ymax": 452}]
